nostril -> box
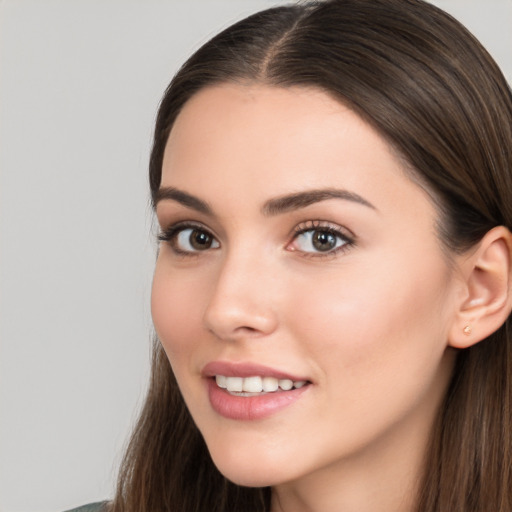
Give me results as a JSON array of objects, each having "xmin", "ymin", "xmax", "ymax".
[{"xmin": 236, "ymin": 325, "xmax": 259, "ymax": 333}]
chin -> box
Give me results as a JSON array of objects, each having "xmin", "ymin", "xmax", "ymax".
[
  {"xmin": 218, "ymin": 465, "xmax": 281, "ymax": 488},
  {"xmin": 209, "ymin": 449, "xmax": 293, "ymax": 488}
]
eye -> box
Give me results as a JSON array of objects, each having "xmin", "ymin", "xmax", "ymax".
[
  {"xmin": 288, "ymin": 221, "xmax": 354, "ymax": 256},
  {"xmin": 159, "ymin": 223, "xmax": 220, "ymax": 254},
  {"xmin": 176, "ymin": 228, "xmax": 219, "ymax": 252},
  {"xmin": 294, "ymin": 229, "xmax": 346, "ymax": 253}
]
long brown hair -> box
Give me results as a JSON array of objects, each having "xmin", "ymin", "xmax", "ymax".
[{"xmin": 111, "ymin": 1, "xmax": 512, "ymax": 510}]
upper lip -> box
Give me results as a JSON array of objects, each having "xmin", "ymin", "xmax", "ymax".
[{"xmin": 202, "ymin": 361, "xmax": 310, "ymax": 382}]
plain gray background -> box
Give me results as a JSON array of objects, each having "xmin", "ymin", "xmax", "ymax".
[{"xmin": 1, "ymin": 1, "xmax": 511, "ymax": 511}]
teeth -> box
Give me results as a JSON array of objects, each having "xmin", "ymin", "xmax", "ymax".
[
  {"xmin": 215, "ymin": 375, "xmax": 308, "ymax": 394},
  {"xmin": 262, "ymin": 376, "xmax": 279, "ymax": 392},
  {"xmin": 227, "ymin": 376, "xmax": 243, "ymax": 392},
  {"xmin": 242, "ymin": 376, "xmax": 262, "ymax": 393},
  {"xmin": 216, "ymin": 375, "xmax": 227, "ymax": 389},
  {"xmin": 279, "ymin": 379, "xmax": 293, "ymax": 391}
]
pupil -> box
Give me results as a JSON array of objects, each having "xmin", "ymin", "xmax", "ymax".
[
  {"xmin": 313, "ymin": 231, "xmax": 336, "ymax": 251},
  {"xmin": 191, "ymin": 230, "xmax": 212, "ymax": 250}
]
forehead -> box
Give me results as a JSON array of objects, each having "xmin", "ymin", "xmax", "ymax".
[{"xmin": 161, "ymin": 83, "xmax": 431, "ymax": 216}]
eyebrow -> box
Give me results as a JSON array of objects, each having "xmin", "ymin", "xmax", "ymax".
[
  {"xmin": 154, "ymin": 186, "xmax": 376, "ymax": 215},
  {"xmin": 154, "ymin": 187, "xmax": 213, "ymax": 215},
  {"xmin": 262, "ymin": 188, "xmax": 376, "ymax": 215}
]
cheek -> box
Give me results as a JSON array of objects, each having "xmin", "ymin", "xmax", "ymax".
[
  {"xmin": 151, "ymin": 259, "xmax": 205, "ymax": 363},
  {"xmin": 276, "ymin": 260, "xmax": 455, "ymax": 465},
  {"xmin": 287, "ymin": 254, "xmax": 454, "ymax": 399}
]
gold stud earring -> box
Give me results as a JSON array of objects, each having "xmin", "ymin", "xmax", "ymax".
[{"xmin": 463, "ymin": 325, "xmax": 472, "ymax": 336}]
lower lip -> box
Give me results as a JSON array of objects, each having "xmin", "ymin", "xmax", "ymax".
[{"xmin": 206, "ymin": 378, "xmax": 310, "ymax": 421}]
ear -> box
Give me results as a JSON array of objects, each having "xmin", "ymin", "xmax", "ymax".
[{"xmin": 449, "ymin": 226, "xmax": 512, "ymax": 349}]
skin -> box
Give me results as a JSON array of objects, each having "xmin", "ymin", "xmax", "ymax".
[{"xmin": 152, "ymin": 84, "xmax": 464, "ymax": 512}]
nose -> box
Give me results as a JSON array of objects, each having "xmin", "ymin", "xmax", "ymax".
[{"xmin": 203, "ymin": 250, "xmax": 279, "ymax": 341}]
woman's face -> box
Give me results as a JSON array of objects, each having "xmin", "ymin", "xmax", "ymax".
[{"xmin": 152, "ymin": 84, "xmax": 460, "ymax": 490}]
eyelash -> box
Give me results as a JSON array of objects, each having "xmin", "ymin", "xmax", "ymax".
[
  {"xmin": 158, "ymin": 222, "xmax": 217, "ymax": 256},
  {"xmin": 289, "ymin": 220, "xmax": 355, "ymax": 258},
  {"xmin": 158, "ymin": 220, "xmax": 355, "ymax": 258}
]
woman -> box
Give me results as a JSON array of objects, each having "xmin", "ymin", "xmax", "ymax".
[{"xmin": 84, "ymin": 0, "xmax": 512, "ymax": 510}]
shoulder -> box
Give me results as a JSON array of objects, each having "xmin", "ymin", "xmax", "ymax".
[{"xmin": 63, "ymin": 502, "xmax": 109, "ymax": 512}]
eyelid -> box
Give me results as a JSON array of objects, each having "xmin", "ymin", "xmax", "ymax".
[
  {"xmin": 292, "ymin": 220, "xmax": 355, "ymax": 239},
  {"xmin": 158, "ymin": 220, "xmax": 201, "ymax": 241},
  {"xmin": 158, "ymin": 221, "xmax": 220, "ymax": 255},
  {"xmin": 287, "ymin": 220, "xmax": 356, "ymax": 257}
]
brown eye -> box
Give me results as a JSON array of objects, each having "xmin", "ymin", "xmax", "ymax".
[
  {"xmin": 290, "ymin": 226, "xmax": 351, "ymax": 255},
  {"xmin": 312, "ymin": 231, "xmax": 337, "ymax": 252},
  {"xmin": 189, "ymin": 229, "xmax": 214, "ymax": 250},
  {"xmin": 174, "ymin": 227, "xmax": 220, "ymax": 252}
]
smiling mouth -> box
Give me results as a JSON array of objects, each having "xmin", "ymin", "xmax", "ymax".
[{"xmin": 215, "ymin": 375, "xmax": 310, "ymax": 396}]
